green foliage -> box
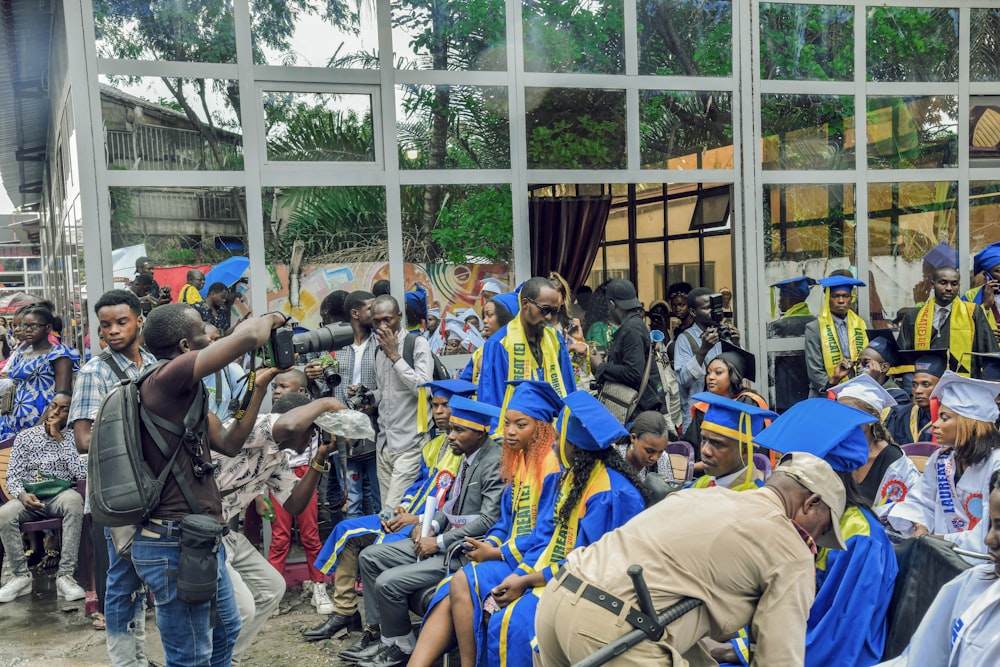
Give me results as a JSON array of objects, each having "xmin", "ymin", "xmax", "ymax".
[
  {"xmin": 522, "ymin": 0, "xmax": 624, "ymax": 74},
  {"xmin": 265, "ymin": 101, "xmax": 374, "ymax": 162},
  {"xmin": 867, "ymin": 7, "xmax": 958, "ymax": 82},
  {"xmin": 760, "ymin": 4, "xmax": 853, "ymax": 80},
  {"xmin": 431, "ymin": 187, "xmax": 513, "ymax": 264},
  {"xmin": 640, "ymin": 91, "xmax": 732, "ymax": 166},
  {"xmin": 638, "ymin": 0, "xmax": 732, "ymax": 76}
]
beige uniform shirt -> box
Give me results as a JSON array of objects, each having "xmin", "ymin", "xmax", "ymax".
[{"xmin": 562, "ymin": 486, "xmax": 816, "ymax": 667}]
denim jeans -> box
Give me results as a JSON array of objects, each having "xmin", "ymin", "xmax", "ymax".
[
  {"xmin": 131, "ymin": 529, "xmax": 241, "ymax": 667},
  {"xmin": 345, "ymin": 456, "xmax": 380, "ymax": 519},
  {"xmin": 104, "ymin": 528, "xmax": 149, "ymax": 667}
]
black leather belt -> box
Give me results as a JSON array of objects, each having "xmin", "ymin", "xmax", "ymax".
[
  {"xmin": 558, "ymin": 571, "xmax": 662, "ymax": 640},
  {"xmin": 140, "ymin": 519, "xmax": 183, "ymax": 538}
]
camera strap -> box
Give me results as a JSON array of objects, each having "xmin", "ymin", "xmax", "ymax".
[{"xmin": 231, "ymin": 367, "xmax": 256, "ymax": 421}]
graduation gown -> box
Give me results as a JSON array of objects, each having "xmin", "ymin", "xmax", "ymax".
[
  {"xmin": 879, "ymin": 565, "xmax": 1000, "ymax": 667},
  {"xmin": 896, "ymin": 303, "xmax": 999, "ymax": 375},
  {"xmin": 859, "ymin": 447, "xmax": 921, "ymax": 519},
  {"xmin": 885, "ymin": 404, "xmax": 933, "ymax": 446}
]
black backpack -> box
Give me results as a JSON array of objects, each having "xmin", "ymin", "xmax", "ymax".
[
  {"xmin": 87, "ymin": 357, "xmax": 208, "ymax": 527},
  {"xmin": 403, "ymin": 332, "xmax": 450, "ymax": 381}
]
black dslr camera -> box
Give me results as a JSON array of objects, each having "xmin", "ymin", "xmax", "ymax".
[
  {"xmin": 706, "ymin": 292, "xmax": 732, "ymax": 341},
  {"xmin": 345, "ymin": 385, "xmax": 375, "ymax": 411},
  {"xmin": 260, "ymin": 322, "xmax": 355, "ymax": 368}
]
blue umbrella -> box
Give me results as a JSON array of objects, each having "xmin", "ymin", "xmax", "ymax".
[{"xmin": 201, "ymin": 256, "xmax": 250, "ymax": 297}]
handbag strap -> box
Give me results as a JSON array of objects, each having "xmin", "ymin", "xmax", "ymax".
[{"xmin": 636, "ymin": 341, "xmax": 655, "ymax": 399}]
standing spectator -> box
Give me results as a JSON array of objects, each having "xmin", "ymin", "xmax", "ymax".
[
  {"xmin": 592, "ymin": 279, "xmax": 664, "ymax": 414},
  {"xmin": 128, "ymin": 274, "xmax": 159, "ymax": 315},
  {"xmin": 372, "ymin": 294, "xmax": 434, "ymax": 509},
  {"xmin": 667, "ymin": 282, "xmax": 695, "ymax": 338},
  {"xmin": 133, "ymin": 256, "xmax": 171, "ymax": 305},
  {"xmin": 804, "ymin": 276, "xmax": 869, "ymax": 397},
  {"xmin": 177, "ymin": 269, "xmax": 206, "ymax": 305},
  {"xmin": 583, "ymin": 281, "xmax": 617, "ymax": 350},
  {"xmin": 194, "ymin": 282, "xmax": 234, "ymax": 336},
  {"xmin": 0, "ymin": 305, "xmax": 79, "ymax": 440},
  {"xmin": 965, "ymin": 240, "xmax": 1000, "ymax": 341},
  {"xmin": 477, "ymin": 277, "xmax": 577, "ymax": 409},
  {"xmin": 0, "ymin": 393, "xmax": 86, "ymax": 603}
]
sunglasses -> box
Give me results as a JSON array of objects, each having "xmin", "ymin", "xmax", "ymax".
[{"xmin": 522, "ymin": 296, "xmax": 560, "ymax": 317}]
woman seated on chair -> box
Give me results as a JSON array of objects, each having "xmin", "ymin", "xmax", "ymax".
[
  {"xmin": 687, "ymin": 392, "xmax": 777, "ymax": 491},
  {"xmin": 886, "ymin": 372, "xmax": 1000, "ymax": 559},
  {"xmin": 615, "ymin": 410, "xmax": 674, "ymax": 483}
]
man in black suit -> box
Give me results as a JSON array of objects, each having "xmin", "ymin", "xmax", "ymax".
[{"xmin": 349, "ymin": 396, "xmax": 505, "ymax": 667}]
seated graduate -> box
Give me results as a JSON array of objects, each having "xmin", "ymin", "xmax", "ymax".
[
  {"xmin": 459, "ymin": 292, "xmax": 517, "ymax": 384},
  {"xmin": 744, "ymin": 398, "xmax": 899, "ymax": 667},
  {"xmin": 886, "ymin": 372, "xmax": 1000, "ymax": 559},
  {"xmin": 885, "ymin": 348, "xmax": 948, "ymax": 445},
  {"xmin": 828, "ymin": 374, "xmax": 920, "ymax": 515},
  {"xmin": 305, "ymin": 379, "xmax": 476, "ymax": 642},
  {"xmin": 410, "ymin": 391, "xmax": 650, "ymax": 667},
  {"xmin": 616, "ymin": 410, "xmax": 675, "ymax": 484},
  {"xmin": 687, "ymin": 392, "xmax": 777, "ymax": 491},
  {"xmin": 877, "ymin": 470, "xmax": 1000, "ymax": 667},
  {"xmin": 405, "ymin": 379, "xmax": 563, "ymax": 667},
  {"xmin": 857, "ymin": 329, "xmax": 911, "ymax": 406}
]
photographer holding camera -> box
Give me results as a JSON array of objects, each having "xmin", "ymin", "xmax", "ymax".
[
  {"xmin": 304, "ymin": 290, "xmax": 381, "ymax": 520},
  {"xmin": 674, "ymin": 287, "xmax": 741, "ymax": 429}
]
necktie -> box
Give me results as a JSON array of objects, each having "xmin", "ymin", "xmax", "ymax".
[
  {"xmin": 835, "ymin": 317, "xmax": 851, "ymax": 360},
  {"xmin": 447, "ymin": 458, "xmax": 471, "ymax": 515},
  {"xmin": 935, "ymin": 307, "xmax": 947, "ymax": 333}
]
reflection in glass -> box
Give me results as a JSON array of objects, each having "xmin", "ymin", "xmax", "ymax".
[
  {"xmin": 761, "ymin": 95, "xmax": 854, "ymax": 170},
  {"xmin": 866, "ymin": 96, "xmax": 957, "ymax": 169},
  {"xmin": 763, "ymin": 184, "xmax": 855, "ymax": 264},
  {"xmin": 637, "ymin": 0, "xmax": 732, "ymax": 76},
  {"xmin": 100, "ymin": 77, "xmax": 242, "ymax": 171},
  {"xmin": 263, "ymin": 92, "xmax": 374, "ymax": 162},
  {"xmin": 93, "ymin": 0, "xmax": 238, "ymax": 63},
  {"xmin": 970, "ymin": 183, "xmax": 1000, "ymax": 294},
  {"xmin": 868, "ymin": 182, "xmax": 956, "ymax": 325},
  {"xmin": 971, "ymin": 10, "xmax": 1000, "ymax": 82},
  {"xmin": 867, "ymin": 7, "xmax": 958, "ymax": 82},
  {"xmin": 525, "ymin": 88, "xmax": 626, "ymax": 169},
  {"xmin": 759, "ymin": 4, "xmax": 853, "ymax": 80},
  {"xmin": 392, "ymin": 0, "xmax": 506, "ymax": 71},
  {"xmin": 250, "ymin": 0, "xmax": 378, "ymax": 68},
  {"xmin": 640, "ymin": 91, "xmax": 733, "ymax": 169},
  {"xmin": 110, "ymin": 187, "xmax": 248, "ymax": 268},
  {"xmin": 401, "ymin": 185, "xmax": 512, "ymax": 265},
  {"xmin": 396, "ymin": 86, "xmax": 509, "ymax": 170},
  {"xmin": 971, "ymin": 98, "xmax": 1000, "ymax": 164},
  {"xmin": 523, "ymin": 0, "xmax": 623, "ymax": 74}
]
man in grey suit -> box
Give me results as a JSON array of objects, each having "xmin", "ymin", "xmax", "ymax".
[{"xmin": 346, "ymin": 395, "xmax": 504, "ymax": 667}]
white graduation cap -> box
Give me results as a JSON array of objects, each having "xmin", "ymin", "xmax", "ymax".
[
  {"xmin": 426, "ymin": 307, "xmax": 441, "ymax": 318},
  {"xmin": 480, "ymin": 278, "xmax": 506, "ymax": 295},
  {"xmin": 930, "ymin": 370, "xmax": 1000, "ymax": 423},
  {"xmin": 828, "ymin": 373, "xmax": 898, "ymax": 415},
  {"xmin": 458, "ymin": 307, "xmax": 480, "ymax": 324}
]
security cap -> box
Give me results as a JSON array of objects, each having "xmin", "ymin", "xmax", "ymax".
[{"xmin": 774, "ymin": 452, "xmax": 848, "ymax": 550}]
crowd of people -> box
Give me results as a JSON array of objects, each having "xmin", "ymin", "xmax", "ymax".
[{"xmin": 0, "ymin": 248, "xmax": 999, "ymax": 667}]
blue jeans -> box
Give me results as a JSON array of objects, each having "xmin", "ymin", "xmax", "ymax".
[
  {"xmin": 345, "ymin": 456, "xmax": 380, "ymax": 519},
  {"xmin": 131, "ymin": 529, "xmax": 241, "ymax": 667},
  {"xmin": 104, "ymin": 527, "xmax": 149, "ymax": 667}
]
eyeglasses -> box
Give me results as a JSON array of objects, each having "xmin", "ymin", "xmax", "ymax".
[
  {"xmin": 21, "ymin": 323, "xmax": 47, "ymax": 331},
  {"xmin": 522, "ymin": 296, "xmax": 560, "ymax": 317}
]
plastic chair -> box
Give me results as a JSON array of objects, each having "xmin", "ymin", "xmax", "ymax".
[
  {"xmin": 752, "ymin": 453, "xmax": 773, "ymax": 481},
  {"xmin": 901, "ymin": 442, "xmax": 939, "ymax": 474},
  {"xmin": 665, "ymin": 441, "xmax": 695, "ymax": 482},
  {"xmin": 0, "ymin": 437, "xmax": 92, "ymax": 589}
]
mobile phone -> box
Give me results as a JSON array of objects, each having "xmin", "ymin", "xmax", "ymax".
[{"xmin": 483, "ymin": 594, "xmax": 501, "ymax": 616}]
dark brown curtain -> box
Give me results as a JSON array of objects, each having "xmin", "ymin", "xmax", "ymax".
[{"xmin": 528, "ymin": 196, "xmax": 612, "ymax": 294}]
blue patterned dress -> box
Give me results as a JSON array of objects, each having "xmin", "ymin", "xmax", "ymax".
[{"xmin": 0, "ymin": 343, "xmax": 80, "ymax": 439}]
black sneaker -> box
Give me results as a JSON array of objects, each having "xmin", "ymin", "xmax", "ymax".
[
  {"xmin": 339, "ymin": 627, "xmax": 382, "ymax": 662},
  {"xmin": 370, "ymin": 644, "xmax": 410, "ymax": 667},
  {"xmin": 301, "ymin": 611, "xmax": 361, "ymax": 641}
]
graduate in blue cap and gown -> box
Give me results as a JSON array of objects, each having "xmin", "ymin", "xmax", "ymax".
[
  {"xmin": 804, "ymin": 275, "xmax": 870, "ymax": 397},
  {"xmin": 306, "ymin": 379, "xmax": 477, "ymax": 641},
  {"xmin": 885, "ymin": 349, "xmax": 948, "ymax": 445},
  {"xmin": 410, "ymin": 380, "xmax": 563, "ymax": 667},
  {"xmin": 460, "ymin": 292, "xmax": 518, "ymax": 384},
  {"xmin": 963, "ymin": 240, "xmax": 1000, "ymax": 334},
  {"xmin": 686, "ymin": 391, "xmax": 777, "ymax": 491},
  {"xmin": 767, "ymin": 277, "xmax": 818, "ymax": 411},
  {"xmin": 717, "ymin": 398, "xmax": 898, "ymax": 667}
]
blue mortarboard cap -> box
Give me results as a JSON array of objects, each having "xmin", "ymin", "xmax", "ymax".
[
  {"xmin": 923, "ymin": 242, "xmax": 958, "ymax": 270},
  {"xmin": 557, "ymin": 390, "xmax": 628, "ymax": 451},
  {"xmin": 404, "ymin": 283, "xmax": 428, "ymax": 321},
  {"xmin": 818, "ymin": 276, "xmax": 866, "ymax": 291},
  {"xmin": 974, "ymin": 241, "xmax": 1000, "ymax": 275},
  {"xmin": 753, "ymin": 398, "xmax": 875, "ymax": 472},
  {"xmin": 897, "ymin": 348, "xmax": 948, "ymax": 378},
  {"xmin": 692, "ymin": 392, "xmax": 777, "ymax": 443},
  {"xmin": 771, "ymin": 276, "xmax": 816, "ymax": 300},
  {"xmin": 864, "ymin": 329, "xmax": 901, "ymax": 368},
  {"xmin": 420, "ymin": 379, "xmax": 477, "ymax": 399},
  {"xmin": 491, "ymin": 291, "xmax": 521, "ymax": 318},
  {"xmin": 505, "ymin": 380, "xmax": 563, "ymax": 423},
  {"xmin": 448, "ymin": 395, "xmax": 500, "ymax": 432},
  {"xmin": 967, "ymin": 352, "xmax": 1000, "ymax": 382}
]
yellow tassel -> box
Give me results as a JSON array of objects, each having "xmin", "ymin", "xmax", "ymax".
[
  {"xmin": 493, "ymin": 384, "xmax": 516, "ymax": 440},
  {"xmin": 741, "ymin": 412, "xmax": 754, "ymax": 488},
  {"xmin": 417, "ymin": 386, "xmax": 429, "ymax": 434},
  {"xmin": 770, "ymin": 286, "xmax": 776, "ymax": 319},
  {"xmin": 558, "ymin": 408, "xmax": 572, "ymax": 469}
]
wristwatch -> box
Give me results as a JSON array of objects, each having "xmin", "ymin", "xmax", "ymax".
[{"xmin": 309, "ymin": 458, "xmax": 330, "ymax": 473}]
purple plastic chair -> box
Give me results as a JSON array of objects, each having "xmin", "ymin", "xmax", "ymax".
[
  {"xmin": 665, "ymin": 441, "xmax": 695, "ymax": 482},
  {"xmin": 901, "ymin": 441, "xmax": 940, "ymax": 474}
]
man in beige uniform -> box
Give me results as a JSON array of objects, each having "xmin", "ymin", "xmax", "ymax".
[{"xmin": 533, "ymin": 452, "xmax": 846, "ymax": 667}]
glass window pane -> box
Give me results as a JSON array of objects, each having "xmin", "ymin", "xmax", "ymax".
[
  {"xmin": 392, "ymin": 0, "xmax": 506, "ymax": 71},
  {"xmin": 263, "ymin": 91, "xmax": 374, "ymax": 163},
  {"xmin": 93, "ymin": 0, "xmax": 237, "ymax": 63},
  {"xmin": 250, "ymin": 0, "xmax": 379, "ymax": 68},
  {"xmin": 397, "ymin": 86, "xmax": 510, "ymax": 169},
  {"xmin": 640, "ymin": 91, "xmax": 734, "ymax": 169},
  {"xmin": 971, "ymin": 97, "xmax": 1000, "ymax": 165},
  {"xmin": 524, "ymin": 0, "xmax": 624, "ymax": 74},
  {"xmin": 759, "ymin": 4, "xmax": 853, "ymax": 81},
  {"xmin": 761, "ymin": 94, "xmax": 855, "ymax": 170},
  {"xmin": 866, "ymin": 96, "xmax": 957, "ymax": 169},
  {"xmin": 971, "ymin": 9, "xmax": 1000, "ymax": 82},
  {"xmin": 637, "ymin": 197, "xmax": 666, "ymax": 238},
  {"xmin": 868, "ymin": 181, "xmax": 956, "ymax": 328},
  {"xmin": 526, "ymin": 88, "xmax": 626, "ymax": 169},
  {"xmin": 637, "ymin": 0, "xmax": 732, "ymax": 77},
  {"xmin": 867, "ymin": 7, "xmax": 958, "ymax": 82},
  {"xmin": 263, "ymin": 185, "xmax": 387, "ymax": 328},
  {"xmin": 970, "ymin": 182, "xmax": 1000, "ymax": 302},
  {"xmin": 101, "ymin": 76, "xmax": 242, "ymax": 171}
]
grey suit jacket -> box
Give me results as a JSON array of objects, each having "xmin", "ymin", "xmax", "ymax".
[
  {"xmin": 433, "ymin": 437, "xmax": 504, "ymax": 549},
  {"xmin": 804, "ymin": 316, "xmax": 873, "ymax": 397}
]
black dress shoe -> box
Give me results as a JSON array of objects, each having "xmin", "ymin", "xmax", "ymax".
[
  {"xmin": 369, "ymin": 644, "xmax": 411, "ymax": 667},
  {"xmin": 339, "ymin": 629, "xmax": 383, "ymax": 662},
  {"xmin": 301, "ymin": 611, "xmax": 361, "ymax": 641}
]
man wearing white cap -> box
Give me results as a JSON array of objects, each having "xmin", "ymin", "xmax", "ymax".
[
  {"xmin": 533, "ymin": 452, "xmax": 846, "ymax": 666},
  {"xmin": 886, "ymin": 371, "xmax": 1000, "ymax": 558}
]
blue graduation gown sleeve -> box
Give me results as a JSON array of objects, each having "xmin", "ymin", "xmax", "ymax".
[
  {"xmin": 555, "ymin": 331, "xmax": 578, "ymax": 394},
  {"xmin": 477, "ymin": 327, "xmax": 511, "ymax": 409},
  {"xmin": 500, "ymin": 472, "xmax": 562, "ymax": 567},
  {"xmin": 458, "ymin": 357, "xmax": 474, "ymax": 382},
  {"xmin": 484, "ymin": 483, "xmax": 514, "ymax": 547}
]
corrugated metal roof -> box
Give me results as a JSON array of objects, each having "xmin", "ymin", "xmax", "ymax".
[{"xmin": 0, "ymin": 0, "xmax": 53, "ymax": 211}]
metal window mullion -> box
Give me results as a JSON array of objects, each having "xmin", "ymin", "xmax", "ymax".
[
  {"xmin": 855, "ymin": 0, "xmax": 870, "ymax": 323},
  {"xmin": 624, "ymin": 0, "xmax": 639, "ymax": 172},
  {"xmin": 508, "ymin": 0, "xmax": 530, "ymax": 283},
  {"xmin": 958, "ymin": 6, "xmax": 971, "ymax": 284},
  {"xmin": 377, "ymin": 0, "xmax": 405, "ymax": 302}
]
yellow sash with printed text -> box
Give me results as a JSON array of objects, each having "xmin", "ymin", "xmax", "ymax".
[
  {"xmin": 499, "ymin": 317, "xmax": 568, "ymax": 417},
  {"xmin": 914, "ymin": 297, "xmax": 973, "ymax": 375},
  {"xmin": 818, "ymin": 296, "xmax": 868, "ymax": 382}
]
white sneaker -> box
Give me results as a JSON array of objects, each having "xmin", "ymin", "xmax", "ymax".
[
  {"xmin": 0, "ymin": 575, "xmax": 32, "ymax": 602},
  {"xmin": 312, "ymin": 583, "xmax": 335, "ymax": 615},
  {"xmin": 56, "ymin": 575, "xmax": 86, "ymax": 601}
]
